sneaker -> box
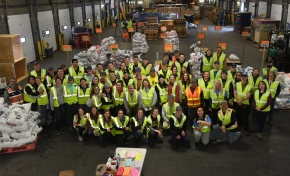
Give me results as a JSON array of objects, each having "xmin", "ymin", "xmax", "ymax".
[
  {"xmin": 257, "ymin": 133, "xmax": 263, "ymax": 140},
  {"xmin": 46, "ymin": 120, "xmax": 52, "ymax": 126},
  {"xmin": 244, "ymin": 131, "xmax": 250, "ymax": 136},
  {"xmin": 57, "ymin": 130, "xmax": 62, "ymax": 135},
  {"xmin": 236, "ymin": 131, "xmax": 242, "ymax": 135},
  {"xmin": 78, "ymin": 136, "xmax": 83, "ymax": 141},
  {"xmin": 269, "ymin": 121, "xmax": 273, "ymax": 126},
  {"xmin": 212, "ymin": 139, "xmax": 222, "ymax": 143},
  {"xmin": 61, "ymin": 129, "xmax": 67, "ymax": 134},
  {"xmin": 194, "ymin": 142, "xmax": 199, "ymax": 150}
]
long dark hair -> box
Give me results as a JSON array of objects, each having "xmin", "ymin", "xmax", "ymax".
[
  {"xmin": 158, "ymin": 77, "xmax": 168, "ymax": 88},
  {"xmin": 90, "ymin": 85, "xmax": 100, "ymax": 98},
  {"xmin": 142, "ymin": 78, "xmax": 151, "ymax": 89},
  {"xmin": 102, "ymin": 110, "xmax": 112, "ymax": 125},
  {"xmin": 196, "ymin": 107, "xmax": 207, "ymax": 120},
  {"xmin": 76, "ymin": 107, "xmax": 85, "ymax": 124},
  {"xmin": 90, "ymin": 106, "xmax": 99, "ymax": 121},
  {"xmin": 258, "ymin": 81, "xmax": 267, "ymax": 92}
]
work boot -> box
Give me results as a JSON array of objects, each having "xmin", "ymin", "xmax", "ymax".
[
  {"xmin": 194, "ymin": 142, "xmax": 199, "ymax": 150},
  {"xmin": 257, "ymin": 133, "xmax": 263, "ymax": 140}
]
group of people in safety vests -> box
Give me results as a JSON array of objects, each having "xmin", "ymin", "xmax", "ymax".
[{"xmin": 3, "ymin": 46, "xmax": 280, "ymax": 149}]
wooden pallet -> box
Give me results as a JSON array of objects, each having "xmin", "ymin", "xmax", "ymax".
[{"xmin": 0, "ymin": 136, "xmax": 38, "ymax": 154}]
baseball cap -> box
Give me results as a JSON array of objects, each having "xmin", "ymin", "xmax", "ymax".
[
  {"xmin": 87, "ymin": 66, "xmax": 92, "ymax": 70},
  {"xmin": 33, "ymin": 61, "xmax": 39, "ymax": 65},
  {"xmin": 135, "ymin": 67, "xmax": 141, "ymax": 72},
  {"xmin": 191, "ymin": 78, "xmax": 198, "ymax": 83},
  {"xmin": 150, "ymin": 67, "xmax": 155, "ymax": 72},
  {"xmin": 267, "ymin": 60, "xmax": 273, "ymax": 63},
  {"xmin": 100, "ymin": 71, "xmax": 106, "ymax": 76},
  {"xmin": 176, "ymin": 106, "xmax": 182, "ymax": 111},
  {"xmin": 168, "ymin": 95, "xmax": 174, "ymax": 99},
  {"xmin": 48, "ymin": 67, "xmax": 54, "ymax": 71},
  {"xmin": 104, "ymin": 82, "xmax": 111, "ymax": 88},
  {"xmin": 124, "ymin": 69, "xmax": 129, "ymax": 74},
  {"xmin": 162, "ymin": 60, "xmax": 168, "ymax": 65},
  {"xmin": 68, "ymin": 76, "xmax": 74, "ymax": 81},
  {"xmin": 241, "ymin": 73, "xmax": 248, "ymax": 77},
  {"xmin": 61, "ymin": 64, "xmax": 66, "ymax": 68},
  {"xmin": 174, "ymin": 50, "xmax": 179, "ymax": 53},
  {"xmin": 231, "ymin": 63, "xmax": 236, "ymax": 67},
  {"xmin": 221, "ymin": 100, "xmax": 228, "ymax": 104}
]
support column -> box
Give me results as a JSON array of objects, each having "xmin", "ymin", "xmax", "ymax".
[
  {"xmin": 281, "ymin": 0, "xmax": 288, "ymax": 29},
  {"xmin": 266, "ymin": 0, "xmax": 272, "ymax": 16},
  {"xmin": 254, "ymin": 0, "xmax": 259, "ymax": 18},
  {"xmin": 69, "ymin": 0, "xmax": 75, "ymax": 28}
]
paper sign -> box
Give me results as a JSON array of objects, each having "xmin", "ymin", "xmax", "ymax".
[
  {"xmin": 160, "ymin": 33, "xmax": 166, "ymax": 38},
  {"xmin": 197, "ymin": 32, "xmax": 205, "ymax": 39},
  {"xmin": 82, "ymin": 36, "xmax": 90, "ymax": 41},
  {"xmin": 215, "ymin": 26, "xmax": 222, "ymax": 30},
  {"xmin": 218, "ymin": 43, "xmax": 227, "ymax": 49},
  {"xmin": 168, "ymin": 21, "xmax": 173, "ymax": 26},
  {"xmin": 138, "ymin": 22, "xmax": 143, "ymax": 27},
  {"xmin": 195, "ymin": 20, "xmax": 200, "ymax": 25},
  {"xmin": 261, "ymin": 41, "xmax": 269, "ymax": 48},
  {"xmin": 202, "ymin": 26, "xmax": 208, "ymax": 31},
  {"xmin": 122, "ymin": 32, "xmax": 129, "ymax": 38},
  {"xmin": 135, "ymin": 153, "xmax": 142, "ymax": 160},
  {"xmin": 112, "ymin": 23, "xmax": 117, "ymax": 27},
  {"xmin": 128, "ymin": 28, "xmax": 134, "ymax": 32},
  {"xmin": 96, "ymin": 28, "xmax": 102, "ymax": 33},
  {"xmin": 62, "ymin": 45, "xmax": 72, "ymax": 51},
  {"xmin": 110, "ymin": 44, "xmax": 119, "ymax": 51},
  {"xmin": 242, "ymin": 31, "xmax": 250, "ymax": 37},
  {"xmin": 161, "ymin": 26, "xmax": 167, "ymax": 31},
  {"xmin": 164, "ymin": 44, "xmax": 173, "ymax": 51}
]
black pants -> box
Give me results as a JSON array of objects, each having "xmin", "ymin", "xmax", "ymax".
[
  {"xmin": 65, "ymin": 103, "xmax": 78, "ymax": 129},
  {"xmin": 54, "ymin": 104, "xmax": 66, "ymax": 131},
  {"xmin": 115, "ymin": 130, "xmax": 131, "ymax": 146},
  {"xmin": 204, "ymin": 99, "xmax": 210, "ymax": 115},
  {"xmin": 170, "ymin": 130, "xmax": 190, "ymax": 147},
  {"xmin": 256, "ymin": 111, "xmax": 268, "ymax": 133},
  {"xmin": 234, "ymin": 102, "xmax": 249, "ymax": 131},
  {"xmin": 211, "ymin": 108, "xmax": 220, "ymax": 125},
  {"xmin": 148, "ymin": 130, "xmax": 163, "ymax": 143},
  {"xmin": 100, "ymin": 131, "xmax": 113, "ymax": 142},
  {"xmin": 31, "ymin": 102, "xmax": 38, "ymax": 111},
  {"xmin": 181, "ymin": 100, "xmax": 189, "ymax": 118},
  {"xmin": 75, "ymin": 126, "xmax": 86, "ymax": 136}
]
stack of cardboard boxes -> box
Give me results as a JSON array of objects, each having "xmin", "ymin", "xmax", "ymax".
[
  {"xmin": 158, "ymin": 7, "xmax": 186, "ymax": 18},
  {"xmin": 144, "ymin": 23, "xmax": 159, "ymax": 40},
  {"xmin": 173, "ymin": 18, "xmax": 187, "ymax": 38}
]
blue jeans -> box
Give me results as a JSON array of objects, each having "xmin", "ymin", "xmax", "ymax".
[
  {"xmin": 269, "ymin": 97, "xmax": 276, "ymax": 122},
  {"xmin": 54, "ymin": 104, "xmax": 66, "ymax": 131},
  {"xmin": 132, "ymin": 130, "xmax": 146, "ymax": 143},
  {"xmin": 170, "ymin": 130, "xmax": 190, "ymax": 146},
  {"xmin": 256, "ymin": 111, "xmax": 268, "ymax": 133},
  {"xmin": 65, "ymin": 103, "xmax": 78, "ymax": 129},
  {"xmin": 40, "ymin": 105, "xmax": 49, "ymax": 122},
  {"xmin": 212, "ymin": 124, "xmax": 240, "ymax": 144},
  {"xmin": 147, "ymin": 130, "xmax": 163, "ymax": 143}
]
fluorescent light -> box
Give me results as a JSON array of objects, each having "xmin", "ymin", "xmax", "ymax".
[
  {"xmin": 77, "ymin": 21, "xmax": 81, "ymax": 25},
  {"xmin": 20, "ymin": 37, "xmax": 26, "ymax": 43},
  {"xmin": 138, "ymin": 1, "xmax": 143, "ymax": 4},
  {"xmin": 88, "ymin": 18, "xmax": 91, "ymax": 22},
  {"xmin": 45, "ymin": 30, "xmax": 50, "ymax": 35},
  {"xmin": 63, "ymin": 25, "xmax": 67, "ymax": 30}
]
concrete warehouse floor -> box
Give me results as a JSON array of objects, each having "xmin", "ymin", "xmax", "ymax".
[{"xmin": 1, "ymin": 18, "xmax": 290, "ymax": 176}]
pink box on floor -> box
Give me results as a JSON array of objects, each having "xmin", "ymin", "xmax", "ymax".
[{"xmin": 116, "ymin": 167, "xmax": 124, "ymax": 176}]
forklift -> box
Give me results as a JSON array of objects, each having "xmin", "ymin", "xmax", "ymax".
[{"xmin": 266, "ymin": 29, "xmax": 290, "ymax": 72}]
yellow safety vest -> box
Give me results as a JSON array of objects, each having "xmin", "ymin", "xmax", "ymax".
[
  {"xmin": 262, "ymin": 66, "xmax": 277, "ymax": 77},
  {"xmin": 198, "ymin": 78, "xmax": 213, "ymax": 99},
  {"xmin": 113, "ymin": 86, "xmax": 125, "ymax": 106},
  {"xmin": 264, "ymin": 79, "xmax": 279, "ymax": 98},
  {"xmin": 51, "ymin": 86, "xmax": 60, "ymax": 107},
  {"xmin": 234, "ymin": 82, "xmax": 252, "ymax": 105},
  {"xmin": 170, "ymin": 114, "xmax": 186, "ymax": 128},
  {"xmin": 68, "ymin": 66, "xmax": 85, "ymax": 84},
  {"xmin": 37, "ymin": 83, "xmax": 49, "ymax": 105},
  {"xmin": 30, "ymin": 69, "xmax": 47, "ymax": 81},
  {"xmin": 254, "ymin": 90, "xmax": 271, "ymax": 112},
  {"xmin": 217, "ymin": 108, "xmax": 238, "ymax": 130},
  {"xmin": 192, "ymin": 115, "xmax": 211, "ymax": 133},
  {"xmin": 179, "ymin": 81, "xmax": 189, "ymax": 99},
  {"xmin": 141, "ymin": 87, "xmax": 155, "ymax": 108},
  {"xmin": 87, "ymin": 114, "xmax": 101, "ymax": 131},
  {"xmin": 158, "ymin": 69, "xmax": 172, "ymax": 83},
  {"xmin": 163, "ymin": 102, "xmax": 180, "ymax": 117},
  {"xmin": 98, "ymin": 115, "xmax": 113, "ymax": 134},
  {"xmin": 212, "ymin": 52, "xmax": 226, "ymax": 70},
  {"xmin": 23, "ymin": 84, "xmax": 36, "ymax": 103},
  {"xmin": 112, "ymin": 116, "xmax": 130, "ymax": 135},
  {"xmin": 156, "ymin": 84, "xmax": 168, "ymax": 104},
  {"xmin": 147, "ymin": 75, "xmax": 158, "ymax": 87},
  {"xmin": 248, "ymin": 76, "xmax": 263, "ymax": 94},
  {"xmin": 169, "ymin": 82, "xmax": 178, "ymax": 98},
  {"xmin": 227, "ymin": 70, "xmax": 236, "ymax": 82},
  {"xmin": 202, "ymin": 56, "xmax": 213, "ymax": 72},
  {"xmin": 63, "ymin": 84, "xmax": 78, "ymax": 105},
  {"xmin": 141, "ymin": 65, "xmax": 151, "ymax": 76},
  {"xmin": 175, "ymin": 61, "xmax": 189, "ymax": 73},
  {"xmin": 78, "ymin": 86, "xmax": 90, "ymax": 105},
  {"xmin": 92, "ymin": 95, "xmax": 102, "ymax": 109},
  {"xmin": 144, "ymin": 115, "xmax": 161, "ymax": 138},
  {"xmin": 210, "ymin": 90, "xmax": 225, "ymax": 109},
  {"xmin": 125, "ymin": 91, "xmax": 139, "ymax": 107},
  {"xmin": 210, "ymin": 69, "xmax": 222, "ymax": 82}
]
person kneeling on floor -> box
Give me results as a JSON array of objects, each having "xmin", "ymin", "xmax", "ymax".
[
  {"xmin": 170, "ymin": 106, "xmax": 190, "ymax": 149},
  {"xmin": 73, "ymin": 107, "xmax": 88, "ymax": 141},
  {"xmin": 212, "ymin": 100, "xmax": 241, "ymax": 144},
  {"xmin": 193, "ymin": 107, "xmax": 211, "ymax": 150},
  {"xmin": 143, "ymin": 107, "xmax": 163, "ymax": 145}
]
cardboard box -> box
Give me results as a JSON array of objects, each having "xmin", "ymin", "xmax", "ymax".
[
  {"xmin": 146, "ymin": 17, "xmax": 158, "ymax": 23},
  {"xmin": 180, "ymin": 7, "xmax": 185, "ymax": 18},
  {"xmin": 96, "ymin": 164, "xmax": 106, "ymax": 176},
  {"xmin": 59, "ymin": 170, "xmax": 75, "ymax": 176}
]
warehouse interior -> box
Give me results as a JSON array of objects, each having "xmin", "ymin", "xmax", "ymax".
[{"xmin": 1, "ymin": 0, "xmax": 290, "ymax": 176}]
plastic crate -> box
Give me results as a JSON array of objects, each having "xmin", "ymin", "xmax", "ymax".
[{"xmin": 0, "ymin": 136, "xmax": 38, "ymax": 154}]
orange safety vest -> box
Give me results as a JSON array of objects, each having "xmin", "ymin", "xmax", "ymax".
[
  {"xmin": 185, "ymin": 86, "xmax": 202, "ymax": 108},
  {"xmin": 7, "ymin": 86, "xmax": 24, "ymax": 104}
]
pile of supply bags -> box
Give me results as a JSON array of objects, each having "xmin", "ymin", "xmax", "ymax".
[
  {"xmin": 275, "ymin": 73, "xmax": 290, "ymax": 109},
  {"xmin": 165, "ymin": 30, "xmax": 179, "ymax": 52},
  {"xmin": 110, "ymin": 49, "xmax": 134, "ymax": 68},
  {"xmin": 0, "ymin": 103, "xmax": 42, "ymax": 150},
  {"xmin": 132, "ymin": 32, "xmax": 149, "ymax": 54},
  {"xmin": 236, "ymin": 65, "xmax": 253, "ymax": 76},
  {"xmin": 188, "ymin": 42, "xmax": 204, "ymax": 79},
  {"xmin": 74, "ymin": 36, "xmax": 117, "ymax": 68}
]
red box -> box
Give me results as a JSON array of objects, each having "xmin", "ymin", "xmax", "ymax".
[{"xmin": 116, "ymin": 167, "xmax": 124, "ymax": 176}]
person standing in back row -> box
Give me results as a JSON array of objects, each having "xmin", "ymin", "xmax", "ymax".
[
  {"xmin": 175, "ymin": 53, "xmax": 190, "ymax": 73},
  {"xmin": 212, "ymin": 46, "xmax": 226, "ymax": 71},
  {"xmin": 185, "ymin": 78, "xmax": 204, "ymax": 132},
  {"xmin": 234, "ymin": 73, "xmax": 252, "ymax": 136},
  {"xmin": 65, "ymin": 59, "xmax": 85, "ymax": 85},
  {"xmin": 262, "ymin": 60, "xmax": 278, "ymax": 79}
]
